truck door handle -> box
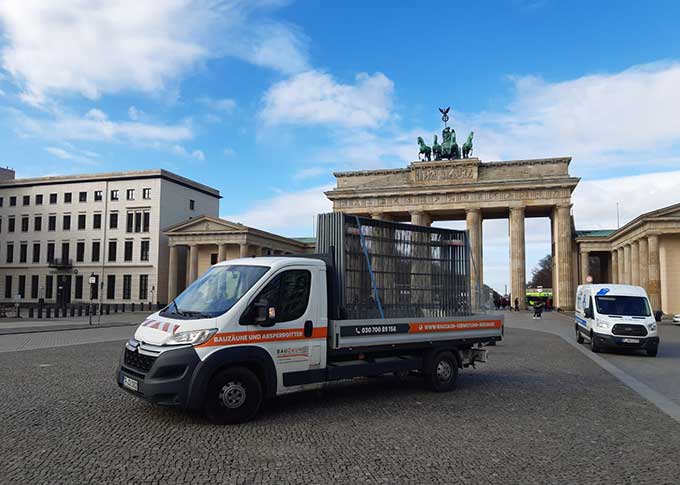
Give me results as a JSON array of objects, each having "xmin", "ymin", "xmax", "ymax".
[{"xmin": 304, "ymin": 320, "xmax": 313, "ymax": 338}]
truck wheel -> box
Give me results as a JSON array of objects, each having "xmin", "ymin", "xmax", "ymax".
[
  {"xmin": 204, "ymin": 367, "xmax": 263, "ymax": 425},
  {"xmin": 426, "ymin": 351, "xmax": 458, "ymax": 392},
  {"xmin": 576, "ymin": 324, "xmax": 584, "ymax": 344},
  {"xmin": 589, "ymin": 333, "xmax": 600, "ymax": 353}
]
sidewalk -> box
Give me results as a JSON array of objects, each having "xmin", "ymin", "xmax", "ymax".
[{"xmin": 0, "ymin": 311, "xmax": 148, "ymax": 335}]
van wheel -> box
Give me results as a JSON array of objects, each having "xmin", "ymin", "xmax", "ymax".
[
  {"xmin": 576, "ymin": 325, "xmax": 584, "ymax": 344},
  {"xmin": 426, "ymin": 351, "xmax": 458, "ymax": 392},
  {"xmin": 589, "ymin": 333, "xmax": 600, "ymax": 353},
  {"xmin": 204, "ymin": 367, "xmax": 263, "ymax": 425}
]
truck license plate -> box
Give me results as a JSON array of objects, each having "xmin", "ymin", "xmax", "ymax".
[
  {"xmin": 622, "ymin": 338, "xmax": 639, "ymax": 344},
  {"xmin": 123, "ymin": 376, "xmax": 139, "ymax": 392}
]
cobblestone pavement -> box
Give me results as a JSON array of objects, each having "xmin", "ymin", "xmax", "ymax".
[
  {"xmin": 2, "ymin": 328, "xmax": 680, "ymax": 484},
  {"xmin": 0, "ymin": 325, "xmax": 135, "ymax": 353}
]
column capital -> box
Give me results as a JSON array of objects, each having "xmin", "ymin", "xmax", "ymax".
[{"xmin": 465, "ymin": 207, "xmax": 482, "ymax": 214}]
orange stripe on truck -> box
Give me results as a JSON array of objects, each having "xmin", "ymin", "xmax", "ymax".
[
  {"xmin": 196, "ymin": 327, "xmax": 327, "ymax": 348},
  {"xmin": 408, "ymin": 319, "xmax": 502, "ymax": 333}
]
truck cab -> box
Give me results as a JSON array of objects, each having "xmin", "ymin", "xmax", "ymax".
[{"xmin": 575, "ymin": 284, "xmax": 659, "ymax": 356}]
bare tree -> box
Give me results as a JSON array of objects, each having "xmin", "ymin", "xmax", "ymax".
[{"xmin": 528, "ymin": 254, "xmax": 552, "ymax": 288}]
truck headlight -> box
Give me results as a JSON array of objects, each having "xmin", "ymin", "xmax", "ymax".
[
  {"xmin": 648, "ymin": 323, "xmax": 657, "ymax": 332},
  {"xmin": 164, "ymin": 328, "xmax": 217, "ymax": 346},
  {"xmin": 596, "ymin": 319, "xmax": 609, "ymax": 329}
]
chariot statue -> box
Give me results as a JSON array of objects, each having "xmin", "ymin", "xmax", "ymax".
[
  {"xmin": 418, "ymin": 107, "xmax": 469, "ymax": 161},
  {"xmin": 462, "ymin": 131, "xmax": 474, "ymax": 158}
]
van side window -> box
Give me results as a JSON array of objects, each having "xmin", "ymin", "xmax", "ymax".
[
  {"xmin": 589, "ymin": 297, "xmax": 595, "ymax": 313},
  {"xmin": 250, "ymin": 270, "xmax": 311, "ymax": 323}
]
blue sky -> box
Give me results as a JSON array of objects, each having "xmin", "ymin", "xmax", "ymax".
[{"xmin": 2, "ymin": 0, "xmax": 680, "ymax": 293}]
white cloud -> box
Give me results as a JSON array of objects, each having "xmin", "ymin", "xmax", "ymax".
[
  {"xmin": 223, "ymin": 185, "xmax": 333, "ymax": 236},
  {"xmin": 197, "ymin": 97, "xmax": 236, "ymax": 112},
  {"xmin": 293, "ymin": 166, "xmax": 327, "ymax": 180},
  {"xmin": 44, "ymin": 145, "xmax": 98, "ymax": 165},
  {"xmin": 191, "ymin": 149, "xmax": 205, "ymax": 161},
  {"xmin": 128, "ymin": 106, "xmax": 142, "ymax": 121},
  {"xmin": 0, "ymin": 1, "xmax": 309, "ymax": 104},
  {"xmin": 262, "ymin": 70, "xmax": 394, "ymax": 129},
  {"xmin": 223, "ymin": 147, "xmax": 236, "ymax": 157}
]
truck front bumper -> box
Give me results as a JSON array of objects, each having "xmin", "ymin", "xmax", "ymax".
[
  {"xmin": 116, "ymin": 342, "xmax": 201, "ymax": 409},
  {"xmin": 592, "ymin": 332, "xmax": 659, "ymax": 351}
]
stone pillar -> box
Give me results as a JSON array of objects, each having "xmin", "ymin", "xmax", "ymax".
[
  {"xmin": 508, "ymin": 207, "xmax": 525, "ymax": 310},
  {"xmin": 409, "ymin": 211, "xmax": 431, "ymax": 305},
  {"xmin": 466, "ymin": 208, "xmax": 484, "ymax": 309},
  {"xmin": 638, "ymin": 238, "xmax": 649, "ymax": 292},
  {"xmin": 623, "ymin": 245, "xmax": 631, "ymax": 285},
  {"xmin": 410, "ymin": 210, "xmax": 431, "ymax": 227},
  {"xmin": 554, "ymin": 205, "xmax": 574, "ymax": 310},
  {"xmin": 611, "ymin": 250, "xmax": 618, "ymax": 284},
  {"xmin": 631, "ymin": 241, "xmax": 640, "ymax": 286},
  {"xmin": 617, "ymin": 248, "xmax": 625, "ymax": 285},
  {"xmin": 218, "ymin": 243, "xmax": 228, "ymax": 262},
  {"xmin": 647, "ymin": 234, "xmax": 661, "ymax": 311},
  {"xmin": 580, "ymin": 251, "xmax": 590, "ymax": 284},
  {"xmin": 168, "ymin": 245, "xmax": 179, "ymax": 301},
  {"xmin": 188, "ymin": 244, "xmax": 199, "ymax": 284},
  {"xmin": 239, "ymin": 243, "xmax": 249, "ymax": 258}
]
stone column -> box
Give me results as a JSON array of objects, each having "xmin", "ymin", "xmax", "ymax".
[
  {"xmin": 218, "ymin": 243, "xmax": 228, "ymax": 262},
  {"xmin": 188, "ymin": 244, "xmax": 199, "ymax": 284},
  {"xmin": 409, "ymin": 211, "xmax": 432, "ymax": 306},
  {"xmin": 410, "ymin": 210, "xmax": 431, "ymax": 227},
  {"xmin": 647, "ymin": 234, "xmax": 661, "ymax": 311},
  {"xmin": 611, "ymin": 250, "xmax": 618, "ymax": 284},
  {"xmin": 617, "ymin": 248, "xmax": 624, "ymax": 285},
  {"xmin": 623, "ymin": 245, "xmax": 631, "ymax": 285},
  {"xmin": 638, "ymin": 238, "xmax": 649, "ymax": 292},
  {"xmin": 554, "ymin": 205, "xmax": 574, "ymax": 310},
  {"xmin": 239, "ymin": 243, "xmax": 249, "ymax": 258},
  {"xmin": 168, "ymin": 245, "xmax": 179, "ymax": 301},
  {"xmin": 580, "ymin": 251, "xmax": 590, "ymax": 284},
  {"xmin": 466, "ymin": 208, "xmax": 484, "ymax": 309},
  {"xmin": 631, "ymin": 241, "xmax": 640, "ymax": 286},
  {"xmin": 508, "ymin": 207, "xmax": 525, "ymax": 310}
]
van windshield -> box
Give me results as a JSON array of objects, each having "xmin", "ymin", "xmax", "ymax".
[
  {"xmin": 594, "ymin": 295, "xmax": 651, "ymax": 317},
  {"xmin": 161, "ymin": 265, "xmax": 269, "ymax": 319}
]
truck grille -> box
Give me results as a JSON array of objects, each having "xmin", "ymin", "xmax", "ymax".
[
  {"xmin": 124, "ymin": 348, "xmax": 156, "ymax": 373},
  {"xmin": 612, "ymin": 324, "xmax": 647, "ymax": 337}
]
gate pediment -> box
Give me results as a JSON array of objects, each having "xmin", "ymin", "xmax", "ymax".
[{"xmin": 410, "ymin": 159, "xmax": 479, "ymax": 184}]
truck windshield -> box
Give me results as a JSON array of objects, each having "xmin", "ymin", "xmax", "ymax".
[
  {"xmin": 594, "ymin": 295, "xmax": 651, "ymax": 317},
  {"xmin": 161, "ymin": 265, "xmax": 269, "ymax": 319}
]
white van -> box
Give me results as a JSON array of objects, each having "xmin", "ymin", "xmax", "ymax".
[{"xmin": 575, "ymin": 284, "xmax": 659, "ymax": 356}]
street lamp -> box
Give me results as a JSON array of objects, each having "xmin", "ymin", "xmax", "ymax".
[{"xmin": 88, "ymin": 272, "xmax": 97, "ymax": 326}]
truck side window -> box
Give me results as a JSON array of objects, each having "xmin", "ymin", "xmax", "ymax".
[{"xmin": 246, "ymin": 270, "xmax": 311, "ymax": 324}]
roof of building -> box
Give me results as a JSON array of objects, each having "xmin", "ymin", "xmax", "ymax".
[
  {"xmin": 574, "ymin": 229, "xmax": 616, "ymax": 238},
  {"xmin": 292, "ymin": 237, "xmax": 316, "ymax": 244},
  {"xmin": 0, "ymin": 168, "xmax": 220, "ymax": 198}
]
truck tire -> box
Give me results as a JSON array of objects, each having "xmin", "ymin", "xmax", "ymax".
[
  {"xmin": 576, "ymin": 324, "xmax": 584, "ymax": 344},
  {"xmin": 589, "ymin": 332, "xmax": 601, "ymax": 353},
  {"xmin": 204, "ymin": 367, "xmax": 263, "ymax": 425},
  {"xmin": 426, "ymin": 351, "xmax": 458, "ymax": 392}
]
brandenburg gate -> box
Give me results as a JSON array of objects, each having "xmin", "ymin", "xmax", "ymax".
[{"xmin": 325, "ymin": 156, "xmax": 580, "ymax": 310}]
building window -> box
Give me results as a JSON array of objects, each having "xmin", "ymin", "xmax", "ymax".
[
  {"xmin": 76, "ymin": 242, "xmax": 85, "ymax": 262},
  {"xmin": 19, "ymin": 243, "xmax": 27, "ymax": 263},
  {"xmin": 64, "ymin": 192, "xmax": 72, "ymax": 203},
  {"xmin": 0, "ymin": 217, "xmax": 3, "ymax": 233},
  {"xmin": 61, "ymin": 242, "xmax": 70, "ymax": 261},
  {"xmin": 139, "ymin": 275, "xmax": 149, "ymax": 300},
  {"xmin": 90, "ymin": 274, "xmax": 99, "ymax": 300},
  {"xmin": 35, "ymin": 194, "xmax": 43, "ymax": 205},
  {"xmin": 143, "ymin": 211, "xmax": 150, "ymax": 232},
  {"xmin": 134, "ymin": 212, "xmax": 142, "ymax": 232},
  {"xmin": 49, "ymin": 193, "xmax": 57, "ymax": 204},
  {"xmin": 47, "ymin": 242, "xmax": 55, "ymax": 262},
  {"xmin": 6, "ymin": 243, "xmax": 13, "ymax": 263},
  {"xmin": 21, "ymin": 216, "xmax": 29, "ymax": 232},
  {"xmin": 48, "ymin": 215, "xmax": 56, "ymax": 231},
  {"xmin": 23, "ymin": 195, "xmax": 30, "ymax": 206},
  {"xmin": 142, "ymin": 188, "xmax": 151, "ymax": 199},
  {"xmin": 126, "ymin": 189, "xmax": 135, "ymax": 200},
  {"xmin": 126, "ymin": 212, "xmax": 133, "ymax": 233},
  {"xmin": 123, "ymin": 275, "xmax": 132, "ymax": 300},
  {"xmin": 78, "ymin": 214, "xmax": 86, "ymax": 230},
  {"xmin": 75, "ymin": 275, "xmax": 83, "ymax": 299},
  {"xmin": 0, "ymin": 197, "xmax": 3, "ymax": 207},
  {"xmin": 94, "ymin": 190, "xmax": 103, "ymax": 201},
  {"xmin": 34, "ymin": 216, "xmax": 42, "ymax": 231},
  {"xmin": 63, "ymin": 214, "xmax": 71, "ymax": 230},
  {"xmin": 31, "ymin": 275, "xmax": 39, "ymax": 299},
  {"xmin": 189, "ymin": 199, "xmax": 195, "ymax": 210},
  {"xmin": 106, "ymin": 275, "xmax": 116, "ymax": 300},
  {"xmin": 8, "ymin": 217, "xmax": 15, "ymax": 232},
  {"xmin": 124, "ymin": 241, "xmax": 133, "ymax": 261},
  {"xmin": 210, "ymin": 253, "xmax": 218, "ymax": 265},
  {"xmin": 18, "ymin": 275, "xmax": 26, "ymax": 298},
  {"xmin": 10, "ymin": 196, "xmax": 16, "ymax": 206},
  {"xmin": 46, "ymin": 275, "xmax": 53, "ymax": 299},
  {"xmin": 108, "ymin": 241, "xmax": 117, "ymax": 262},
  {"xmin": 111, "ymin": 190, "xmax": 119, "ymax": 201},
  {"xmin": 32, "ymin": 243, "xmax": 40, "ymax": 263},
  {"xmin": 79, "ymin": 191, "xmax": 87, "ymax": 202},
  {"xmin": 91, "ymin": 241, "xmax": 100, "ymax": 262},
  {"xmin": 110, "ymin": 212, "xmax": 118, "ymax": 229},
  {"xmin": 140, "ymin": 240, "xmax": 150, "ymax": 261},
  {"xmin": 93, "ymin": 213, "xmax": 102, "ymax": 229},
  {"xmin": 4, "ymin": 275, "xmax": 11, "ymax": 298}
]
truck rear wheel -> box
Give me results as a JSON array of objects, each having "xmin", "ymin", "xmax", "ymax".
[
  {"xmin": 204, "ymin": 367, "xmax": 263, "ymax": 425},
  {"xmin": 426, "ymin": 351, "xmax": 458, "ymax": 392}
]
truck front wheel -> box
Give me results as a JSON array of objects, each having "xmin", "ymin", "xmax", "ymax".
[
  {"xmin": 204, "ymin": 367, "xmax": 263, "ymax": 425},
  {"xmin": 426, "ymin": 351, "xmax": 458, "ymax": 392}
]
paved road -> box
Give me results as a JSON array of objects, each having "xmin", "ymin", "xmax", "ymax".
[
  {"xmin": 0, "ymin": 325, "xmax": 135, "ymax": 353},
  {"xmin": 2, "ymin": 327, "xmax": 680, "ymax": 484},
  {"xmin": 0, "ymin": 311, "xmax": 147, "ymax": 333}
]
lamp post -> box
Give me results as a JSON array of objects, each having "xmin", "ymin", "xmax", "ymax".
[{"xmin": 88, "ymin": 273, "xmax": 96, "ymax": 326}]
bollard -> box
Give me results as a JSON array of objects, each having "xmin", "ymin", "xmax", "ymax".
[
  {"xmin": 122, "ymin": 303, "xmax": 126, "ymax": 313},
  {"xmin": 131, "ymin": 302, "xmax": 135, "ymax": 312},
  {"xmin": 106, "ymin": 304, "xmax": 110, "ymax": 315},
  {"xmin": 29, "ymin": 307, "xmax": 34, "ymax": 318},
  {"xmin": 70, "ymin": 306, "xmax": 75, "ymax": 317},
  {"xmin": 45, "ymin": 307, "xmax": 51, "ymax": 318},
  {"xmin": 113, "ymin": 304, "xmax": 118, "ymax": 313},
  {"xmin": 78, "ymin": 306, "xmax": 83, "ymax": 317},
  {"xmin": 92, "ymin": 305, "xmax": 97, "ymax": 316},
  {"xmin": 37, "ymin": 307, "xmax": 43, "ymax": 319}
]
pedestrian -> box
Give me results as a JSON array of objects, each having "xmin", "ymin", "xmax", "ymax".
[
  {"xmin": 514, "ymin": 297, "xmax": 519, "ymax": 312},
  {"xmin": 533, "ymin": 300, "xmax": 544, "ymax": 319}
]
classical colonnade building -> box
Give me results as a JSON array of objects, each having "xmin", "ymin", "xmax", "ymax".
[{"xmin": 325, "ymin": 157, "xmax": 580, "ymax": 310}]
